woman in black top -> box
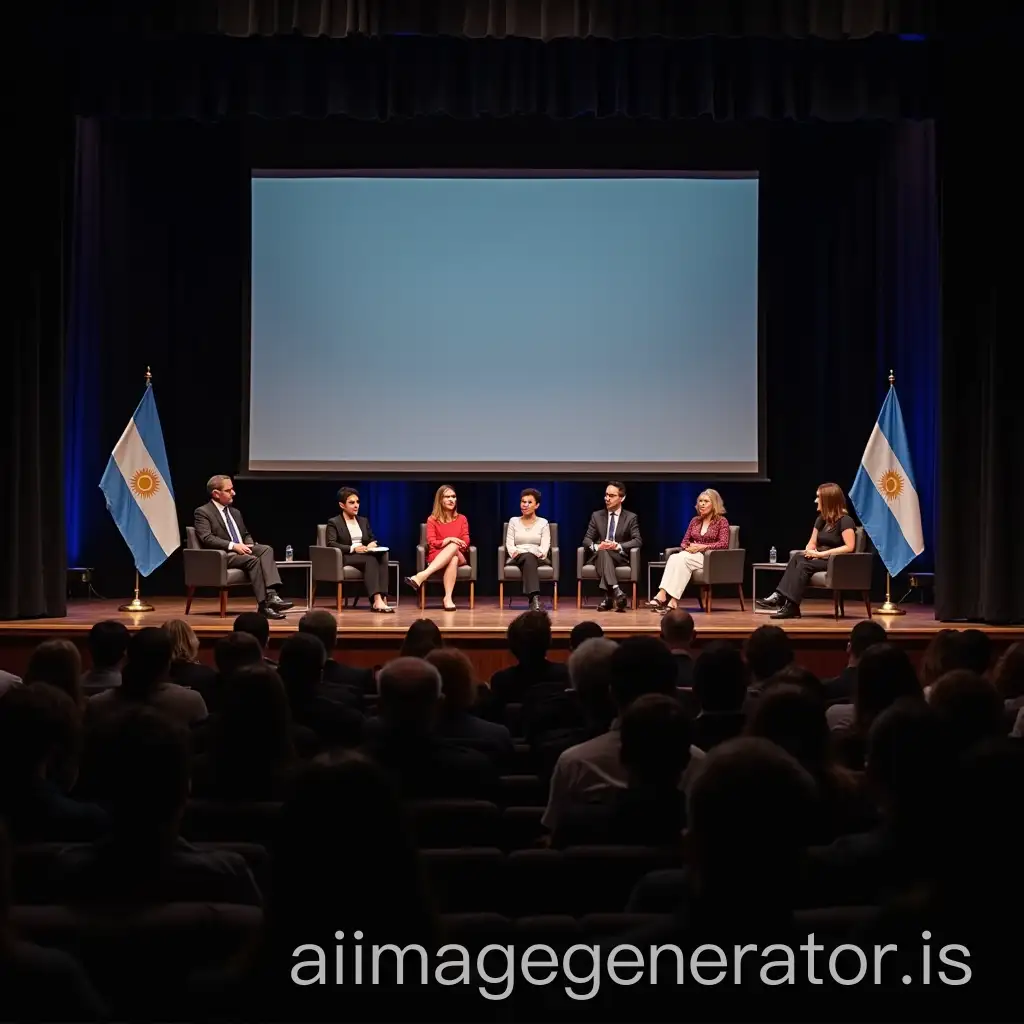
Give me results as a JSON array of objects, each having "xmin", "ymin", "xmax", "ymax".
[{"xmin": 757, "ymin": 482, "xmax": 857, "ymax": 619}]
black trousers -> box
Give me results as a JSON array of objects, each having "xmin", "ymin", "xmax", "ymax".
[
  {"xmin": 226, "ymin": 543, "xmax": 282, "ymax": 604},
  {"xmin": 776, "ymin": 552, "xmax": 824, "ymax": 605},
  {"xmin": 344, "ymin": 551, "xmax": 390, "ymax": 597},
  {"xmin": 508, "ymin": 553, "xmax": 550, "ymax": 594},
  {"xmin": 590, "ymin": 548, "xmax": 629, "ymax": 590}
]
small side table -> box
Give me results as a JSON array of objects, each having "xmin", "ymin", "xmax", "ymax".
[
  {"xmin": 751, "ymin": 562, "xmax": 787, "ymax": 613},
  {"xmin": 647, "ymin": 561, "xmax": 666, "ymax": 604},
  {"xmin": 275, "ymin": 560, "xmax": 313, "ymax": 611}
]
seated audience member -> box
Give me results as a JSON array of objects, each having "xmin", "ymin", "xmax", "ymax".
[
  {"xmin": 958, "ymin": 627, "xmax": 993, "ymax": 676},
  {"xmin": 0, "ymin": 668, "xmax": 20, "ymax": 698},
  {"xmin": 806, "ymin": 699, "xmax": 952, "ymax": 907},
  {"xmin": 88, "ymin": 627, "xmax": 208, "ymax": 728},
  {"xmin": 829, "ymin": 642, "xmax": 922, "ymax": 769},
  {"xmin": 399, "ymin": 618, "xmax": 444, "ymax": 659},
  {"xmin": 162, "ymin": 618, "xmax": 217, "ymax": 692},
  {"xmin": 191, "ymin": 665, "xmax": 303, "ymax": 800},
  {"xmin": 503, "ymin": 487, "xmax": 551, "ymax": 611},
  {"xmin": 660, "ymin": 609, "xmax": 696, "ymax": 688},
  {"xmin": 762, "ymin": 663, "xmax": 824, "ymax": 698},
  {"xmin": 426, "ymin": 648, "xmax": 514, "ymax": 768},
  {"xmin": 533, "ymin": 637, "xmax": 617, "ymax": 783},
  {"xmin": 203, "ymin": 631, "xmax": 264, "ymax": 713},
  {"xmin": 80, "ymin": 620, "xmax": 130, "ymax": 693},
  {"xmin": 822, "ymin": 619, "xmax": 887, "ymax": 703},
  {"xmin": 742, "ymin": 624, "xmax": 794, "ymax": 700},
  {"xmin": 690, "ymin": 641, "xmax": 747, "ymax": 752},
  {"xmin": 325, "ymin": 486, "xmax": 394, "ymax": 613},
  {"xmin": 649, "ymin": 489, "xmax": 731, "ymax": 611},
  {"xmin": 276, "ymin": 633, "xmax": 363, "ymax": 750},
  {"xmin": 51, "ymin": 706, "xmax": 261, "ymax": 906},
  {"xmin": 569, "ymin": 620, "xmax": 604, "ymax": 650},
  {"xmin": 1014, "ymin": 705, "xmax": 1024, "ymax": 739},
  {"xmin": 233, "ymin": 611, "xmax": 274, "ymax": 666},
  {"xmin": 404, "ymin": 484, "xmax": 470, "ymax": 612},
  {"xmin": 543, "ymin": 637, "xmax": 703, "ymax": 833},
  {"xmin": 755, "ymin": 481, "xmax": 856, "ymax": 619},
  {"xmin": 489, "ymin": 610, "xmax": 569, "ymax": 706},
  {"xmin": 0, "ymin": 683, "xmax": 107, "ymax": 842},
  {"xmin": 24, "ymin": 639, "xmax": 84, "ymax": 710},
  {"xmin": 297, "ymin": 609, "xmax": 372, "ymax": 702},
  {"xmin": 193, "ymin": 755, "xmax": 440, "ymax": 1020},
  {"xmin": 918, "ymin": 628, "xmax": 966, "ymax": 693},
  {"xmin": 927, "ymin": 669, "xmax": 1006, "ymax": 755},
  {"xmin": 745, "ymin": 684, "xmax": 874, "ymax": 842},
  {"xmin": 552, "ymin": 693, "xmax": 692, "ymax": 848},
  {"xmin": 993, "ymin": 641, "xmax": 1024, "ymax": 727},
  {"xmin": 0, "ymin": 821, "xmax": 107, "ymax": 1020},
  {"xmin": 362, "ymin": 657, "xmax": 496, "ymax": 800}
]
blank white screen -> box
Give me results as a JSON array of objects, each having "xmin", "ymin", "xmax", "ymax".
[{"xmin": 248, "ymin": 173, "xmax": 760, "ymax": 474}]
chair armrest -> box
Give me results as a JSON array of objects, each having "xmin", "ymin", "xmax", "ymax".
[
  {"xmin": 576, "ymin": 546, "xmax": 586, "ymax": 577},
  {"xmin": 497, "ymin": 545, "xmax": 507, "ymax": 579},
  {"xmin": 663, "ymin": 547, "xmax": 682, "ymax": 559},
  {"xmin": 825, "ymin": 552, "xmax": 874, "ymax": 590},
  {"xmin": 468, "ymin": 546, "xmax": 478, "ymax": 579},
  {"xmin": 701, "ymin": 548, "xmax": 746, "ymax": 585},
  {"xmin": 182, "ymin": 547, "xmax": 229, "ymax": 587},
  {"xmin": 789, "ymin": 549, "xmax": 802, "ymax": 560},
  {"xmin": 629, "ymin": 547, "xmax": 640, "ymax": 579},
  {"xmin": 310, "ymin": 545, "xmax": 343, "ymax": 582},
  {"xmin": 550, "ymin": 546, "xmax": 560, "ymax": 579},
  {"xmin": 416, "ymin": 545, "xmax": 426, "ymax": 573}
]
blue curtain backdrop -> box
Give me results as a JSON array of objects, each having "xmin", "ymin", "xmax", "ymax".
[{"xmin": 65, "ymin": 115, "xmax": 939, "ymax": 602}]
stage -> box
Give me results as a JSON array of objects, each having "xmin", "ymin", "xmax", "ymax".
[{"xmin": 1, "ymin": 596, "xmax": 1020, "ymax": 681}]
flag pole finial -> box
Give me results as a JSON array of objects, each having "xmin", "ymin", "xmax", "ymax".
[
  {"xmin": 144, "ymin": 366, "xmax": 152, "ymax": 388},
  {"xmin": 888, "ymin": 368, "xmax": 895, "ymax": 387}
]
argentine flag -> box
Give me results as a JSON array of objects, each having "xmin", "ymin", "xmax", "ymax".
[
  {"xmin": 99, "ymin": 387, "xmax": 180, "ymax": 577},
  {"xmin": 850, "ymin": 386, "xmax": 924, "ymax": 579}
]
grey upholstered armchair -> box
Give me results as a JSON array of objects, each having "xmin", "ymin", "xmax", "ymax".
[
  {"xmin": 789, "ymin": 526, "xmax": 874, "ymax": 619},
  {"xmin": 309, "ymin": 524, "xmax": 370, "ymax": 612},
  {"xmin": 576, "ymin": 545, "xmax": 640, "ymax": 609},
  {"xmin": 497, "ymin": 522, "xmax": 560, "ymax": 609},
  {"xmin": 662, "ymin": 525, "xmax": 746, "ymax": 613},
  {"xmin": 182, "ymin": 526, "xmax": 249, "ymax": 616},
  {"xmin": 415, "ymin": 523, "xmax": 477, "ymax": 610}
]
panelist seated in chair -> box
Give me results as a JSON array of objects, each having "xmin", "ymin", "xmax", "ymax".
[
  {"xmin": 325, "ymin": 487, "xmax": 394, "ymax": 614},
  {"xmin": 404, "ymin": 485, "xmax": 469, "ymax": 612},
  {"xmin": 194, "ymin": 475, "xmax": 292, "ymax": 620},
  {"xmin": 757, "ymin": 482, "xmax": 857, "ymax": 620},
  {"xmin": 649, "ymin": 489, "xmax": 731, "ymax": 611},
  {"xmin": 505, "ymin": 488, "xmax": 551, "ymax": 612},
  {"xmin": 582, "ymin": 480, "xmax": 641, "ymax": 612}
]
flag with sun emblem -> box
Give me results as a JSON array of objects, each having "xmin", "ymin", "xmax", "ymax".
[
  {"xmin": 99, "ymin": 386, "xmax": 180, "ymax": 576},
  {"xmin": 850, "ymin": 386, "xmax": 924, "ymax": 578}
]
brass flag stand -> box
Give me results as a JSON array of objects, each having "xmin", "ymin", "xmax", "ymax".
[
  {"xmin": 876, "ymin": 370, "xmax": 905, "ymax": 616},
  {"xmin": 118, "ymin": 367, "xmax": 156, "ymax": 613}
]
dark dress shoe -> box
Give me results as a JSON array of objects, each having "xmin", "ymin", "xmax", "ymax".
[
  {"xmin": 597, "ymin": 596, "xmax": 614, "ymax": 612},
  {"xmin": 614, "ymin": 592, "xmax": 629, "ymax": 612},
  {"xmin": 771, "ymin": 601, "xmax": 801, "ymax": 619},
  {"xmin": 755, "ymin": 593, "xmax": 782, "ymax": 610},
  {"xmin": 259, "ymin": 603, "xmax": 286, "ymax": 620},
  {"xmin": 267, "ymin": 595, "xmax": 294, "ymax": 611}
]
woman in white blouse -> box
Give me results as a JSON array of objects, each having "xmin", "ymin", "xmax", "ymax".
[
  {"xmin": 504, "ymin": 489, "xmax": 551, "ymax": 611},
  {"xmin": 325, "ymin": 487, "xmax": 394, "ymax": 613}
]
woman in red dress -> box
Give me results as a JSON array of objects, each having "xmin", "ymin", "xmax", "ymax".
[{"xmin": 404, "ymin": 485, "xmax": 470, "ymax": 612}]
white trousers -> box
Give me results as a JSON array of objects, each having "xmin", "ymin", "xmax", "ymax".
[{"xmin": 659, "ymin": 551, "xmax": 704, "ymax": 599}]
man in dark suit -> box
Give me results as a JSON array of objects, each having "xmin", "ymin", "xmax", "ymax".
[
  {"xmin": 581, "ymin": 480, "xmax": 641, "ymax": 611},
  {"xmin": 194, "ymin": 475, "xmax": 292, "ymax": 620}
]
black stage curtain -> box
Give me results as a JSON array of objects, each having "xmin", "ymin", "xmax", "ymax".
[
  {"xmin": 56, "ymin": 0, "xmax": 938, "ymax": 40},
  {"xmin": 63, "ymin": 34, "xmax": 936, "ymax": 122},
  {"xmin": 935, "ymin": 45, "xmax": 1023, "ymax": 623},
  {"xmin": 65, "ymin": 116, "xmax": 938, "ymax": 603}
]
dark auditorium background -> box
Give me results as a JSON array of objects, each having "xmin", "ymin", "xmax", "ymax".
[{"xmin": 6, "ymin": 2, "xmax": 1022, "ymax": 623}]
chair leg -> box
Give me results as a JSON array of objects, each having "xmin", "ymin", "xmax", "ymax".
[
  {"xmin": 419, "ymin": 586, "xmax": 426, "ymax": 611},
  {"xmin": 863, "ymin": 591, "xmax": 872, "ymax": 619},
  {"xmin": 840, "ymin": 593, "xmax": 846, "ymax": 617},
  {"xmin": 576, "ymin": 581, "xmax": 582, "ymax": 609},
  {"xmin": 184, "ymin": 586, "xmax": 195, "ymax": 614},
  {"xmin": 736, "ymin": 584, "xmax": 746, "ymax": 611},
  {"xmin": 336, "ymin": 583, "xmax": 342, "ymax": 614},
  {"xmin": 833, "ymin": 592, "xmax": 841, "ymax": 620},
  {"xmin": 632, "ymin": 582, "xmax": 637, "ymax": 609},
  {"xmin": 219, "ymin": 589, "xmax": 228, "ymax": 617},
  {"xmin": 310, "ymin": 579, "xmax": 317, "ymax": 609},
  {"xmin": 499, "ymin": 583, "xmax": 504, "ymax": 608},
  {"xmin": 469, "ymin": 582, "xmax": 475, "ymax": 610},
  {"xmin": 705, "ymin": 587, "xmax": 713, "ymax": 614},
  {"xmin": 552, "ymin": 582, "xmax": 558, "ymax": 611}
]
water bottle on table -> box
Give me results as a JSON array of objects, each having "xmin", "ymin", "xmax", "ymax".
[
  {"xmin": 285, "ymin": 544, "xmax": 293, "ymax": 562},
  {"xmin": 769, "ymin": 546, "xmax": 777, "ymax": 564}
]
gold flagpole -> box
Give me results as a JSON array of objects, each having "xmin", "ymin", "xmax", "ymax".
[
  {"xmin": 877, "ymin": 368, "xmax": 906, "ymax": 616},
  {"xmin": 119, "ymin": 367, "xmax": 155, "ymax": 613}
]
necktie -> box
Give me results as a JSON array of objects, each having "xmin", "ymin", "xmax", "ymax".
[
  {"xmin": 606, "ymin": 513, "xmax": 617, "ymax": 542},
  {"xmin": 224, "ymin": 508, "xmax": 241, "ymax": 544}
]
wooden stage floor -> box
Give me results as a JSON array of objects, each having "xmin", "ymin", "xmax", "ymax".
[{"xmin": 1, "ymin": 596, "xmax": 1020, "ymax": 680}]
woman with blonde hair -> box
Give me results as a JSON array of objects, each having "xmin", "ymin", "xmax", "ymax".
[
  {"xmin": 757, "ymin": 481, "xmax": 856, "ymax": 619},
  {"xmin": 649, "ymin": 489, "xmax": 731, "ymax": 611},
  {"xmin": 404, "ymin": 485, "xmax": 470, "ymax": 612},
  {"xmin": 161, "ymin": 618, "xmax": 216, "ymax": 692}
]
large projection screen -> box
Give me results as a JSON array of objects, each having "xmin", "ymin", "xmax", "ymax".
[{"xmin": 247, "ymin": 172, "xmax": 761, "ymax": 477}]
